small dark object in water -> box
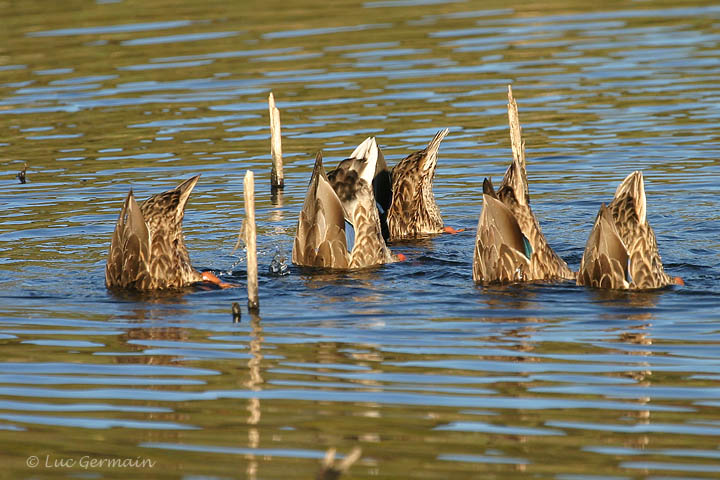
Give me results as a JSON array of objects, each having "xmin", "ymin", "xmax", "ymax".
[
  {"xmin": 232, "ymin": 302, "xmax": 241, "ymax": 323},
  {"xmin": 17, "ymin": 163, "xmax": 27, "ymax": 184}
]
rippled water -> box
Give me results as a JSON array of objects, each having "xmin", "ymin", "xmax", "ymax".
[{"xmin": 1, "ymin": 0, "xmax": 720, "ymax": 478}]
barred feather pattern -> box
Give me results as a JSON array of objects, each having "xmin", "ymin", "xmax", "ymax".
[
  {"xmin": 387, "ymin": 129, "xmax": 448, "ymax": 239},
  {"xmin": 473, "ymin": 86, "xmax": 573, "ymax": 283},
  {"xmin": 577, "ymin": 205, "xmax": 630, "ymax": 289},
  {"xmin": 496, "ymin": 179, "xmax": 575, "ymax": 281},
  {"xmin": 292, "ymin": 153, "xmax": 350, "ymax": 268},
  {"xmin": 105, "ymin": 176, "xmax": 202, "ymax": 291},
  {"xmin": 329, "ymin": 150, "xmax": 395, "ymax": 268},
  {"xmin": 472, "ymin": 194, "xmax": 531, "ymax": 284},
  {"xmin": 293, "ymin": 150, "xmax": 394, "ymax": 270},
  {"xmin": 292, "ymin": 207, "xmax": 349, "ymax": 269},
  {"xmin": 348, "ymin": 183, "xmax": 395, "ymax": 268},
  {"xmin": 579, "ymin": 171, "xmax": 671, "ymax": 290},
  {"xmin": 578, "ymin": 253, "xmax": 629, "ymax": 289}
]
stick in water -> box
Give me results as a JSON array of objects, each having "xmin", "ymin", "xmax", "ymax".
[
  {"xmin": 268, "ymin": 92, "xmax": 284, "ymax": 190},
  {"xmin": 244, "ymin": 170, "xmax": 259, "ymax": 312}
]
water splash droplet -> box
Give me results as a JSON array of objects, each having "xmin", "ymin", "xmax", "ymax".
[{"xmin": 269, "ymin": 249, "xmax": 289, "ymax": 276}]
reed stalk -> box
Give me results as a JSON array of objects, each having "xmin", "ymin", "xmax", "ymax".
[{"xmin": 244, "ymin": 170, "xmax": 259, "ymax": 312}]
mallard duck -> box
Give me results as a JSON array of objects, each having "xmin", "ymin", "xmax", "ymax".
[
  {"xmin": 473, "ymin": 86, "xmax": 574, "ymax": 285},
  {"xmin": 375, "ymin": 129, "xmax": 453, "ymax": 240},
  {"xmin": 105, "ymin": 175, "xmax": 227, "ymax": 291},
  {"xmin": 292, "ymin": 138, "xmax": 400, "ymax": 269},
  {"xmin": 577, "ymin": 170, "xmax": 681, "ymax": 289}
]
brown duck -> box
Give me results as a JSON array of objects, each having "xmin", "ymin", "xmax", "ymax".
[
  {"xmin": 577, "ymin": 170, "xmax": 682, "ymax": 289},
  {"xmin": 374, "ymin": 129, "xmax": 457, "ymax": 240},
  {"xmin": 105, "ymin": 176, "xmax": 227, "ymax": 291},
  {"xmin": 386, "ymin": 128, "xmax": 451, "ymax": 239},
  {"xmin": 473, "ymin": 86, "xmax": 574, "ymax": 285},
  {"xmin": 292, "ymin": 138, "xmax": 401, "ymax": 269}
]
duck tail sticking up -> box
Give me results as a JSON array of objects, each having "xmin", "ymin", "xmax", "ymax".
[
  {"xmin": 105, "ymin": 175, "xmax": 203, "ymax": 291},
  {"xmin": 578, "ymin": 170, "xmax": 678, "ymax": 289},
  {"xmin": 292, "ymin": 152, "xmax": 349, "ymax": 269}
]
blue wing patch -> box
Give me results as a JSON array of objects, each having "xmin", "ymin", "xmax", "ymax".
[
  {"xmin": 522, "ymin": 234, "xmax": 533, "ymax": 260},
  {"xmin": 344, "ymin": 220, "xmax": 355, "ymax": 253}
]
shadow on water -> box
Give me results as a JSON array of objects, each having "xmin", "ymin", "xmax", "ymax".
[{"xmin": 587, "ymin": 287, "xmax": 663, "ymax": 310}]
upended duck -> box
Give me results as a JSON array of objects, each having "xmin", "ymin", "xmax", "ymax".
[
  {"xmin": 577, "ymin": 170, "xmax": 682, "ymax": 290},
  {"xmin": 292, "ymin": 138, "xmax": 402, "ymax": 269},
  {"xmin": 373, "ymin": 128, "xmax": 459, "ymax": 240},
  {"xmin": 105, "ymin": 175, "xmax": 228, "ymax": 291},
  {"xmin": 473, "ymin": 86, "xmax": 574, "ymax": 284}
]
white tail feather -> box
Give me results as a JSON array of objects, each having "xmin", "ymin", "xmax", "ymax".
[
  {"xmin": 361, "ymin": 138, "xmax": 379, "ymax": 185},
  {"xmin": 349, "ymin": 137, "xmax": 374, "ymax": 160}
]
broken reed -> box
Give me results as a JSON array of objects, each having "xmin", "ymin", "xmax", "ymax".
[
  {"xmin": 268, "ymin": 92, "xmax": 284, "ymax": 190},
  {"xmin": 244, "ymin": 170, "xmax": 259, "ymax": 312}
]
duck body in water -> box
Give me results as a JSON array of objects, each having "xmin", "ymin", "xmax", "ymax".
[
  {"xmin": 473, "ymin": 86, "xmax": 574, "ymax": 285},
  {"xmin": 293, "ymin": 138, "xmax": 399, "ymax": 269},
  {"xmin": 378, "ymin": 129, "xmax": 450, "ymax": 240},
  {"xmin": 105, "ymin": 176, "xmax": 227, "ymax": 291},
  {"xmin": 577, "ymin": 170, "xmax": 681, "ymax": 290}
]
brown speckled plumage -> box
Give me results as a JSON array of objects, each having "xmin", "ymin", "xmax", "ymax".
[
  {"xmin": 385, "ymin": 128, "xmax": 449, "ymax": 240},
  {"xmin": 473, "ymin": 187, "xmax": 532, "ymax": 283},
  {"xmin": 105, "ymin": 176, "xmax": 203, "ymax": 291},
  {"xmin": 473, "ymin": 86, "xmax": 573, "ymax": 285},
  {"xmin": 292, "ymin": 139, "xmax": 396, "ymax": 269},
  {"xmin": 578, "ymin": 171, "xmax": 673, "ymax": 290}
]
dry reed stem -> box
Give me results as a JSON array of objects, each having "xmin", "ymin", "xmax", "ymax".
[
  {"xmin": 268, "ymin": 92, "xmax": 284, "ymax": 189},
  {"xmin": 243, "ymin": 170, "xmax": 259, "ymax": 311}
]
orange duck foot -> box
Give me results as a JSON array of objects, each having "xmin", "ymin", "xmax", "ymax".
[
  {"xmin": 443, "ymin": 226, "xmax": 466, "ymax": 234},
  {"xmin": 201, "ymin": 271, "xmax": 236, "ymax": 289}
]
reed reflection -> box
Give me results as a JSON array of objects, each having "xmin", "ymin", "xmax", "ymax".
[
  {"xmin": 244, "ymin": 312, "xmax": 264, "ymax": 480},
  {"xmin": 270, "ymin": 188, "xmax": 284, "ymax": 223},
  {"xmin": 475, "ymin": 284, "xmax": 541, "ymax": 313}
]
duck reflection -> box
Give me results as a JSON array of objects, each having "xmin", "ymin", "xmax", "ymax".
[
  {"xmin": 619, "ymin": 321, "xmax": 653, "ymax": 451},
  {"xmin": 107, "ymin": 288, "xmax": 194, "ymax": 304},
  {"xmin": 587, "ymin": 295, "xmax": 656, "ymax": 453},
  {"xmin": 113, "ymin": 302, "xmax": 191, "ymax": 366},
  {"xmin": 475, "ymin": 283, "xmax": 540, "ymax": 310},
  {"xmin": 107, "ymin": 304, "xmax": 195, "ymax": 444},
  {"xmin": 299, "ymin": 268, "xmax": 385, "ymax": 306},
  {"xmin": 469, "ymin": 283, "xmax": 548, "ymax": 362},
  {"xmin": 590, "ymin": 288, "xmax": 662, "ymax": 310}
]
